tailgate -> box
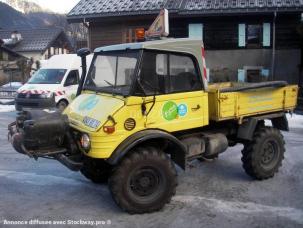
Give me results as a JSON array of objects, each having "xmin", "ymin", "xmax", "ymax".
[{"xmin": 208, "ymin": 84, "xmax": 298, "ymax": 121}]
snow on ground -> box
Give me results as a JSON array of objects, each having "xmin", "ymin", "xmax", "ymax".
[
  {"xmin": 0, "ymin": 99, "xmax": 14, "ymax": 105},
  {"xmin": 287, "ymin": 113, "xmax": 303, "ymax": 128},
  {"xmin": 0, "ymin": 105, "xmax": 15, "ymax": 112}
]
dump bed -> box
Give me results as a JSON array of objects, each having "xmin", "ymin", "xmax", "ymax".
[{"xmin": 208, "ymin": 81, "xmax": 298, "ymax": 121}]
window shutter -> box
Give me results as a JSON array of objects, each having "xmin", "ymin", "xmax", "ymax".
[
  {"xmin": 238, "ymin": 24, "xmax": 246, "ymax": 47},
  {"xmin": 188, "ymin": 24, "xmax": 203, "ymax": 40},
  {"xmin": 263, "ymin": 23, "xmax": 271, "ymax": 47},
  {"xmin": 238, "ymin": 69, "xmax": 245, "ymax": 82}
]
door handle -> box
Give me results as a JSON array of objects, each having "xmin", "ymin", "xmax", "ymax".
[{"xmin": 191, "ymin": 104, "xmax": 201, "ymax": 111}]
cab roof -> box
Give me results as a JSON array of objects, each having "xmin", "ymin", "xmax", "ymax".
[
  {"xmin": 94, "ymin": 38, "xmax": 203, "ymax": 56},
  {"xmin": 93, "ymin": 38, "xmax": 207, "ymax": 88}
]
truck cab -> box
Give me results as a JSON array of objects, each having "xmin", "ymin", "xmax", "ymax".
[{"xmin": 65, "ymin": 39, "xmax": 209, "ymax": 159}]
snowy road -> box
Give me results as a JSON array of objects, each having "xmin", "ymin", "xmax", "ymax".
[{"xmin": 0, "ymin": 110, "xmax": 302, "ymax": 228}]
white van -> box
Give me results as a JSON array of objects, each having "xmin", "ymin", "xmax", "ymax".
[{"xmin": 15, "ymin": 54, "xmax": 92, "ymax": 111}]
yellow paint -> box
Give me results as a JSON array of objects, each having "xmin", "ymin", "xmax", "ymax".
[
  {"xmin": 64, "ymin": 84, "xmax": 298, "ymax": 159},
  {"xmin": 64, "ymin": 90, "xmax": 209, "ymax": 159},
  {"xmin": 208, "ymin": 83, "xmax": 298, "ymax": 121}
]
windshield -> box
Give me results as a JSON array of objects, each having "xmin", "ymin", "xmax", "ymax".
[
  {"xmin": 28, "ymin": 69, "xmax": 67, "ymax": 84},
  {"xmin": 84, "ymin": 51, "xmax": 139, "ymax": 96}
]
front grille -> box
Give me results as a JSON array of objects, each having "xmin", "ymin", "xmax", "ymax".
[
  {"xmin": 17, "ymin": 93, "xmax": 42, "ymax": 99},
  {"xmin": 17, "ymin": 93, "xmax": 26, "ymax": 98},
  {"xmin": 16, "ymin": 102, "xmax": 39, "ymax": 107}
]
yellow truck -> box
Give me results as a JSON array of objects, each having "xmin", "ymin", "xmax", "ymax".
[{"xmin": 8, "ymin": 39, "xmax": 298, "ymax": 214}]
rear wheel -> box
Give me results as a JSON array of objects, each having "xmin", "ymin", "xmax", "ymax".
[
  {"xmin": 241, "ymin": 127, "xmax": 285, "ymax": 180},
  {"xmin": 80, "ymin": 158, "xmax": 111, "ymax": 183},
  {"xmin": 109, "ymin": 146, "xmax": 177, "ymax": 214}
]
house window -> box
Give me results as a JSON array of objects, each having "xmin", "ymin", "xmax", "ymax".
[
  {"xmin": 188, "ymin": 24, "xmax": 203, "ymax": 40},
  {"xmin": 247, "ymin": 24, "xmax": 262, "ymax": 47},
  {"xmin": 238, "ymin": 23, "xmax": 271, "ymax": 48}
]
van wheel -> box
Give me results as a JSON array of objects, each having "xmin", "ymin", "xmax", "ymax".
[
  {"xmin": 241, "ymin": 127, "xmax": 285, "ymax": 180},
  {"xmin": 80, "ymin": 158, "xmax": 111, "ymax": 184},
  {"xmin": 57, "ymin": 100, "xmax": 68, "ymax": 111},
  {"xmin": 109, "ymin": 147, "xmax": 177, "ymax": 214}
]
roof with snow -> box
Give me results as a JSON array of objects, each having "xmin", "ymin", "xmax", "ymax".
[
  {"xmin": 0, "ymin": 28, "xmax": 72, "ymax": 53},
  {"xmin": 67, "ymin": 0, "xmax": 303, "ymax": 21}
]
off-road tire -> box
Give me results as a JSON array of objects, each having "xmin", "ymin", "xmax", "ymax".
[
  {"xmin": 109, "ymin": 146, "xmax": 177, "ymax": 214},
  {"xmin": 80, "ymin": 158, "xmax": 111, "ymax": 184},
  {"xmin": 241, "ymin": 127, "xmax": 285, "ymax": 180}
]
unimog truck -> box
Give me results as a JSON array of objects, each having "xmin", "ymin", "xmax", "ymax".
[{"xmin": 8, "ymin": 38, "xmax": 298, "ymax": 214}]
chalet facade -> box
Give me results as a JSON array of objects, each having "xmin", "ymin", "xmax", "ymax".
[
  {"xmin": 0, "ymin": 28, "xmax": 73, "ymax": 67},
  {"xmin": 0, "ymin": 40, "xmax": 28, "ymax": 85},
  {"xmin": 67, "ymin": 0, "xmax": 303, "ymax": 85}
]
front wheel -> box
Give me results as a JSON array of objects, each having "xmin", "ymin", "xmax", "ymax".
[
  {"xmin": 80, "ymin": 158, "xmax": 111, "ymax": 183},
  {"xmin": 241, "ymin": 127, "xmax": 285, "ymax": 180},
  {"xmin": 109, "ymin": 146, "xmax": 177, "ymax": 214}
]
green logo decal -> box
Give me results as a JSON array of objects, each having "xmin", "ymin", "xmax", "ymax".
[
  {"xmin": 78, "ymin": 95, "xmax": 99, "ymax": 111},
  {"xmin": 162, "ymin": 101, "xmax": 178, "ymax": 121}
]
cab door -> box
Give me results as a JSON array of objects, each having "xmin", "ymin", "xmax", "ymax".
[{"xmin": 140, "ymin": 51, "xmax": 209, "ymax": 133}]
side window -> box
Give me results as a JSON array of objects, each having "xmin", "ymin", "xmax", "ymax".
[
  {"xmin": 65, "ymin": 70, "xmax": 79, "ymax": 86},
  {"xmin": 139, "ymin": 52, "xmax": 168, "ymax": 95},
  {"xmin": 169, "ymin": 54, "xmax": 201, "ymax": 93}
]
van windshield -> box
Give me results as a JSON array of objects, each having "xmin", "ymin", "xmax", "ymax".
[
  {"xmin": 28, "ymin": 69, "xmax": 67, "ymax": 84},
  {"xmin": 84, "ymin": 51, "xmax": 139, "ymax": 96}
]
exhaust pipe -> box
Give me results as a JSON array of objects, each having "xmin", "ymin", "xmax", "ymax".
[{"xmin": 76, "ymin": 48, "xmax": 91, "ymax": 97}]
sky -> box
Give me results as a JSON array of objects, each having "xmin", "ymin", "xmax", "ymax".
[{"xmin": 32, "ymin": 0, "xmax": 80, "ymax": 14}]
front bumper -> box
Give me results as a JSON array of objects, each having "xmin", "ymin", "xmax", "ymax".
[
  {"xmin": 8, "ymin": 111, "xmax": 83, "ymax": 171},
  {"xmin": 15, "ymin": 97, "xmax": 56, "ymax": 111}
]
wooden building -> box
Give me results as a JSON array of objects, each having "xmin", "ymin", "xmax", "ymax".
[
  {"xmin": 0, "ymin": 40, "xmax": 28, "ymax": 86},
  {"xmin": 67, "ymin": 0, "xmax": 303, "ymax": 85},
  {"xmin": 0, "ymin": 28, "xmax": 73, "ymax": 68}
]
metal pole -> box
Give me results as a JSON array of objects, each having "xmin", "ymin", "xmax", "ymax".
[
  {"xmin": 10, "ymin": 69, "xmax": 12, "ymax": 88},
  {"xmin": 271, "ymin": 11, "xmax": 277, "ymax": 81}
]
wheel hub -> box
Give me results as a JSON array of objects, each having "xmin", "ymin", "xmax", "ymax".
[
  {"xmin": 130, "ymin": 168, "xmax": 160, "ymax": 197},
  {"xmin": 261, "ymin": 140, "xmax": 278, "ymax": 167}
]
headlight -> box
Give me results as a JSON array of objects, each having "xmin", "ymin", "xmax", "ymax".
[
  {"xmin": 80, "ymin": 133, "xmax": 91, "ymax": 152},
  {"xmin": 40, "ymin": 92, "xmax": 54, "ymax": 99}
]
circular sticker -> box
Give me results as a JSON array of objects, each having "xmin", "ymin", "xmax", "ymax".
[
  {"xmin": 162, "ymin": 101, "xmax": 178, "ymax": 121},
  {"xmin": 78, "ymin": 95, "xmax": 99, "ymax": 111},
  {"xmin": 178, "ymin": 104, "xmax": 188, "ymax": 117}
]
